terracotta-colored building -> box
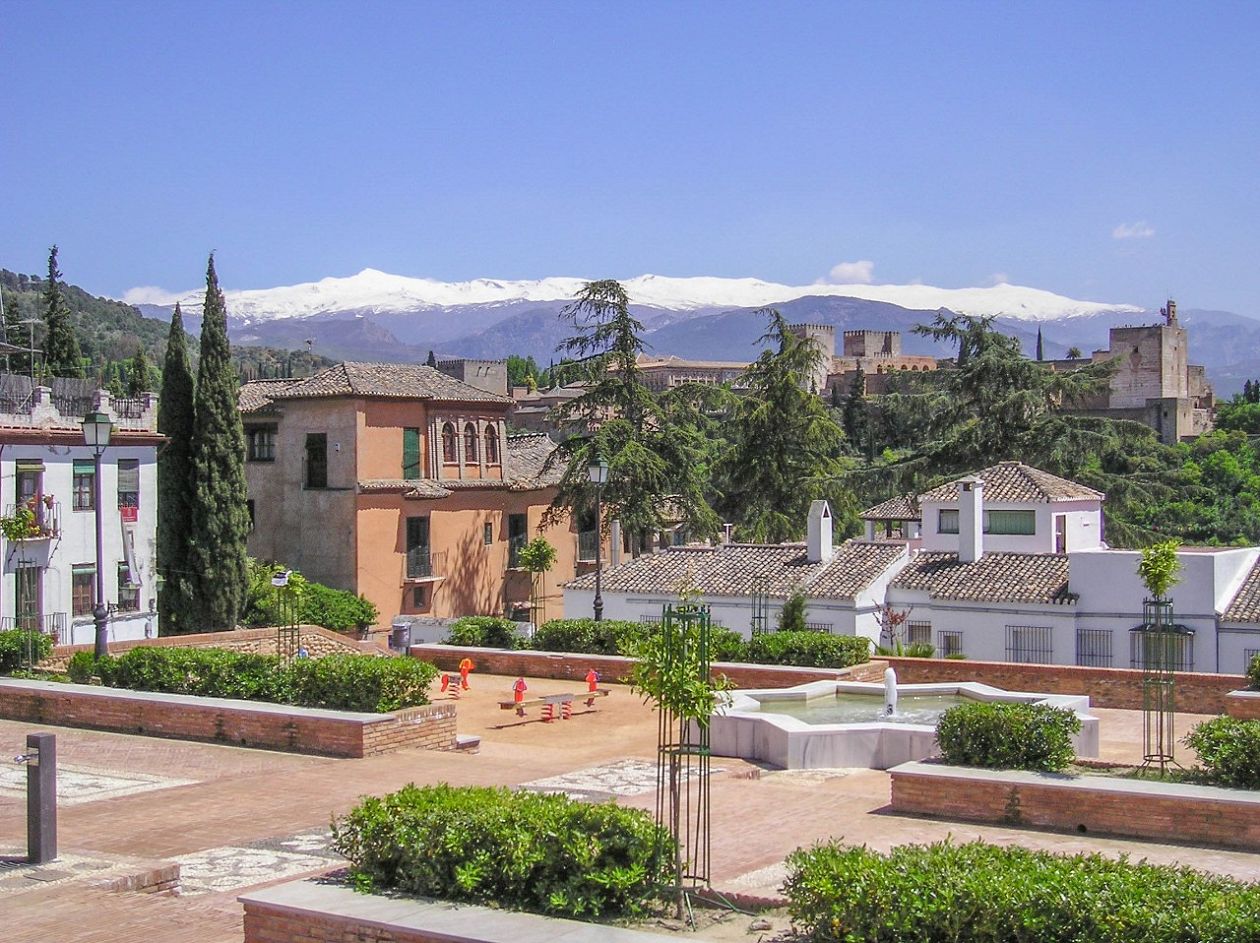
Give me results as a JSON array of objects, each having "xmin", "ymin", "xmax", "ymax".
[{"xmin": 240, "ymin": 363, "xmax": 598, "ymax": 626}]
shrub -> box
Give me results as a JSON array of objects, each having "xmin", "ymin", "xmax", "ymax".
[
  {"xmin": 708, "ymin": 626, "xmax": 748, "ymax": 663},
  {"xmin": 784, "ymin": 839, "xmax": 1260, "ymax": 943},
  {"xmin": 332, "ymin": 784, "xmax": 671, "ymax": 918},
  {"xmin": 443, "ymin": 616, "xmax": 523, "ymax": 649},
  {"xmin": 777, "ymin": 591, "xmax": 808, "ymax": 632},
  {"xmin": 289, "ymin": 652, "xmax": 437, "ymax": 712},
  {"xmin": 531, "ymin": 618, "xmax": 647, "ymax": 655},
  {"xmin": 301, "ymin": 582, "xmax": 379, "ymax": 631},
  {"xmin": 0, "ymin": 629, "xmax": 53, "ymax": 672},
  {"xmin": 1249, "ymin": 651, "xmax": 1260, "ymax": 688},
  {"xmin": 1185, "ymin": 716, "xmax": 1260, "ymax": 790},
  {"xmin": 936, "ymin": 701, "xmax": 1080, "ymax": 772},
  {"xmin": 744, "ymin": 631, "xmax": 870, "ymax": 668},
  {"xmin": 67, "ymin": 651, "xmax": 98, "ymax": 684}
]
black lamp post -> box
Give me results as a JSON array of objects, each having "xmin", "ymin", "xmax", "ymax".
[
  {"xmin": 81, "ymin": 411, "xmax": 112, "ymax": 659},
  {"xmin": 588, "ymin": 456, "xmax": 608, "ymax": 621}
]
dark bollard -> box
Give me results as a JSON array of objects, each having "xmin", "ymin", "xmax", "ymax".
[{"xmin": 13, "ymin": 732, "xmax": 56, "ymax": 864}]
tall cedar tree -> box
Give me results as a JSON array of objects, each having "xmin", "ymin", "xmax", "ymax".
[
  {"xmin": 187, "ymin": 257, "xmax": 251, "ymax": 629},
  {"xmin": 42, "ymin": 246, "xmax": 85, "ymax": 378},
  {"xmin": 715, "ymin": 310, "xmax": 853, "ymax": 543},
  {"xmin": 126, "ymin": 345, "xmax": 154, "ymax": 396},
  {"xmin": 157, "ymin": 303, "xmax": 197, "ymax": 632},
  {"xmin": 543, "ymin": 280, "xmax": 717, "ymax": 552}
]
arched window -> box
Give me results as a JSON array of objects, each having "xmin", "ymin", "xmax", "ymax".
[
  {"xmin": 441, "ymin": 423, "xmax": 457, "ymax": 463},
  {"xmin": 484, "ymin": 424, "xmax": 500, "ymax": 464},
  {"xmin": 464, "ymin": 423, "xmax": 479, "ymax": 464}
]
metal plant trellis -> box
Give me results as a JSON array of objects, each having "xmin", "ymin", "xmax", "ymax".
[
  {"xmin": 272, "ymin": 570, "xmax": 300, "ymax": 664},
  {"xmin": 1137, "ymin": 598, "xmax": 1183, "ymax": 774},
  {"xmin": 654, "ymin": 603, "xmax": 713, "ymax": 919}
]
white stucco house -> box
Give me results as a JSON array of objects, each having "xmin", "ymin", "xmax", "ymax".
[
  {"xmin": 564, "ymin": 461, "xmax": 1260, "ymax": 675},
  {"xmin": 0, "ymin": 387, "xmax": 161, "ymax": 646}
]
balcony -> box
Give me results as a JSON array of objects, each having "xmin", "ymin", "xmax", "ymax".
[
  {"xmin": 2, "ymin": 499, "xmax": 61, "ymax": 541},
  {"xmin": 405, "ymin": 548, "xmax": 447, "ymax": 581},
  {"xmin": 0, "ymin": 612, "xmax": 68, "ymax": 644}
]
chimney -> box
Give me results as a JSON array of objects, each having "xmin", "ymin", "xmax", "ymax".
[
  {"xmin": 807, "ymin": 500, "xmax": 833, "ymax": 563},
  {"xmin": 957, "ymin": 476, "xmax": 984, "ymax": 563}
]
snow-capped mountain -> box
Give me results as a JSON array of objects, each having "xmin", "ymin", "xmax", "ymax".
[{"xmin": 122, "ymin": 269, "xmax": 1143, "ymax": 324}]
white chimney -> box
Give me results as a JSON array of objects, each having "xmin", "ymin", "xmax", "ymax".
[
  {"xmin": 958, "ymin": 476, "xmax": 983, "ymax": 563},
  {"xmin": 807, "ymin": 500, "xmax": 833, "ymax": 563}
]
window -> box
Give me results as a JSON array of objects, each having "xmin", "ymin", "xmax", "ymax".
[
  {"xmin": 117, "ymin": 563, "xmax": 140, "ymax": 612},
  {"xmin": 15, "ymin": 464, "xmax": 42, "ymax": 507},
  {"xmin": 464, "ymin": 423, "xmax": 479, "ymax": 464},
  {"xmin": 402, "ymin": 427, "xmax": 421, "ymax": 478},
  {"xmin": 441, "ymin": 423, "xmax": 457, "ymax": 463},
  {"xmin": 1005, "ymin": 625, "xmax": 1053, "ymax": 664},
  {"xmin": 483, "ymin": 522, "xmax": 493, "ymax": 546},
  {"xmin": 985, "ymin": 510, "xmax": 1036, "ymax": 535},
  {"xmin": 938, "ymin": 630, "xmax": 963, "ymax": 657},
  {"xmin": 508, "ymin": 513, "xmax": 528, "ymax": 567},
  {"xmin": 907, "ymin": 622, "xmax": 932, "ymax": 646},
  {"xmin": 305, "ymin": 434, "xmax": 327, "ymax": 488},
  {"xmin": 14, "ymin": 566, "xmax": 41, "ymax": 630},
  {"xmin": 247, "ymin": 499, "xmax": 256, "ymax": 530},
  {"xmin": 117, "ymin": 459, "xmax": 140, "ymax": 509},
  {"xmin": 412, "ymin": 585, "xmax": 428, "ymax": 609},
  {"xmin": 1076, "ymin": 628, "xmax": 1113, "ymax": 667},
  {"xmin": 73, "ymin": 459, "xmax": 95, "ymax": 511},
  {"xmin": 1129, "ymin": 630, "xmax": 1194, "ymax": 672},
  {"xmin": 938, "ymin": 509, "xmax": 958, "ymax": 534},
  {"xmin": 246, "ymin": 425, "xmax": 276, "ymax": 462},
  {"xmin": 72, "ymin": 566, "xmax": 95, "ymax": 617},
  {"xmin": 406, "ymin": 516, "xmax": 431, "ymax": 579},
  {"xmin": 1054, "ymin": 514, "xmax": 1067, "ymax": 553},
  {"xmin": 484, "ymin": 425, "xmax": 500, "ymax": 464}
]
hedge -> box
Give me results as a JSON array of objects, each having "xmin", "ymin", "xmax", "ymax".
[
  {"xmin": 1184, "ymin": 716, "xmax": 1260, "ymax": 790},
  {"xmin": 530, "ymin": 618, "xmax": 645, "ymax": 656},
  {"xmin": 332, "ymin": 784, "xmax": 671, "ymax": 918},
  {"xmin": 443, "ymin": 616, "xmax": 524, "ymax": 649},
  {"xmin": 1249, "ymin": 651, "xmax": 1260, "ymax": 688},
  {"xmin": 744, "ymin": 631, "xmax": 870, "ymax": 669},
  {"xmin": 785, "ymin": 840, "xmax": 1260, "ymax": 943},
  {"xmin": 935, "ymin": 701, "xmax": 1080, "ymax": 772},
  {"xmin": 81, "ymin": 647, "xmax": 436, "ymax": 713},
  {"xmin": 0, "ymin": 629, "xmax": 53, "ymax": 673},
  {"xmin": 300, "ymin": 582, "xmax": 379, "ymax": 632}
]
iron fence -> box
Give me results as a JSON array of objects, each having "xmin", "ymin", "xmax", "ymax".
[
  {"xmin": 938, "ymin": 630, "xmax": 963, "ymax": 657},
  {"xmin": 112, "ymin": 397, "xmax": 146, "ymax": 419},
  {"xmin": 1129, "ymin": 629, "xmax": 1195, "ymax": 673},
  {"xmin": 2, "ymin": 499, "xmax": 60, "ymax": 539},
  {"xmin": 1005, "ymin": 624, "xmax": 1053, "ymax": 664},
  {"xmin": 1075, "ymin": 628, "xmax": 1113, "ymax": 668}
]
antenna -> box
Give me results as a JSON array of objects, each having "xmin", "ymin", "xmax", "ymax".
[
  {"xmin": 18, "ymin": 318, "xmax": 42, "ymax": 383},
  {"xmin": 0, "ymin": 279, "xmax": 7, "ymax": 374}
]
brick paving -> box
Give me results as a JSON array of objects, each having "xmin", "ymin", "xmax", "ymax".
[{"xmin": 1, "ymin": 672, "xmax": 1254, "ymax": 942}]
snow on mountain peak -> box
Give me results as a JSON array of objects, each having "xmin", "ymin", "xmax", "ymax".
[{"xmin": 121, "ymin": 271, "xmax": 1142, "ymax": 323}]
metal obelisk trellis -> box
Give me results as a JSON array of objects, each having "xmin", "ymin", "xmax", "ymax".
[
  {"xmin": 1139, "ymin": 598, "xmax": 1178, "ymax": 774},
  {"xmin": 654, "ymin": 603, "xmax": 712, "ymax": 919},
  {"xmin": 272, "ymin": 570, "xmax": 299, "ymax": 664}
]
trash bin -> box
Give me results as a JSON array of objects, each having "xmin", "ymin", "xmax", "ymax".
[{"xmin": 390, "ymin": 621, "xmax": 411, "ymax": 652}]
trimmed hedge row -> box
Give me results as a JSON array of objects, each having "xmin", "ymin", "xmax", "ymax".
[
  {"xmin": 0, "ymin": 629, "xmax": 54, "ymax": 673},
  {"xmin": 743, "ymin": 631, "xmax": 871, "ymax": 669},
  {"xmin": 1185, "ymin": 716, "xmax": 1260, "ymax": 790},
  {"xmin": 785, "ymin": 840, "xmax": 1260, "ymax": 943},
  {"xmin": 935, "ymin": 701, "xmax": 1081, "ymax": 772},
  {"xmin": 444, "ymin": 616, "xmax": 525, "ymax": 650},
  {"xmin": 67, "ymin": 647, "xmax": 436, "ymax": 713},
  {"xmin": 332, "ymin": 784, "xmax": 671, "ymax": 918}
]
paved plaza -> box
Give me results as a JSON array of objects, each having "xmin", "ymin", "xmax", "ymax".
[{"xmin": 1, "ymin": 672, "xmax": 1255, "ymax": 942}]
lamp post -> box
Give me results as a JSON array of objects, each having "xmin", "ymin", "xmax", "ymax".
[
  {"xmin": 81, "ymin": 411, "xmax": 112, "ymax": 659},
  {"xmin": 587, "ymin": 456, "xmax": 608, "ymax": 621}
]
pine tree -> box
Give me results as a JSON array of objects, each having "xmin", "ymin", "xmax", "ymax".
[
  {"xmin": 186, "ymin": 256, "xmax": 251, "ymax": 630},
  {"xmin": 157, "ymin": 303, "xmax": 197, "ymax": 633},
  {"xmin": 126, "ymin": 345, "xmax": 153, "ymax": 396},
  {"xmin": 42, "ymin": 246, "xmax": 85, "ymax": 378}
]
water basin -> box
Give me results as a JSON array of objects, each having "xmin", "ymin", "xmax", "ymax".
[{"xmin": 755, "ymin": 692, "xmax": 968, "ymax": 726}]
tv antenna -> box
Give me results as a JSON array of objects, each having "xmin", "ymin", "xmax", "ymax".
[{"xmin": 17, "ymin": 318, "xmax": 43, "ymax": 382}]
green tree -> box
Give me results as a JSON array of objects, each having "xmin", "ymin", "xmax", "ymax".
[
  {"xmin": 1066, "ymin": 345, "xmax": 1083, "ymax": 359},
  {"xmin": 157, "ymin": 302, "xmax": 198, "ymax": 633},
  {"xmin": 126, "ymin": 345, "xmax": 154, "ymax": 396},
  {"xmin": 715, "ymin": 309, "xmax": 853, "ymax": 543},
  {"xmin": 41, "ymin": 246, "xmax": 85, "ymax": 378},
  {"xmin": 544, "ymin": 280, "xmax": 718, "ymax": 552},
  {"xmin": 778, "ymin": 590, "xmax": 808, "ymax": 631},
  {"xmin": 517, "ymin": 537, "xmax": 558, "ymax": 623},
  {"xmin": 1035, "ymin": 327, "xmax": 1044, "ymax": 361},
  {"xmin": 1138, "ymin": 540, "xmax": 1182, "ymax": 600},
  {"xmin": 187, "ymin": 257, "xmax": 251, "ymax": 631},
  {"xmin": 841, "ymin": 367, "xmax": 867, "ymax": 447}
]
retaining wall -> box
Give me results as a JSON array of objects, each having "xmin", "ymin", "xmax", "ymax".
[
  {"xmin": 1226, "ymin": 690, "xmax": 1260, "ymax": 720},
  {"xmin": 889, "ymin": 760, "xmax": 1260, "ymax": 851},
  {"xmin": 0, "ymin": 678, "xmax": 455, "ymax": 758}
]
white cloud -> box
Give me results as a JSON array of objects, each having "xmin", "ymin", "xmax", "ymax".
[
  {"xmin": 985, "ymin": 272, "xmax": 1010, "ymax": 286},
  {"xmin": 1112, "ymin": 221, "xmax": 1155, "ymax": 240},
  {"xmin": 825, "ymin": 260, "xmax": 875, "ymax": 284},
  {"xmin": 121, "ymin": 286, "xmax": 183, "ymax": 305}
]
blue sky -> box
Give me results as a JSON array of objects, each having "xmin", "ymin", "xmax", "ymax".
[{"xmin": 3, "ymin": 1, "xmax": 1259, "ymax": 313}]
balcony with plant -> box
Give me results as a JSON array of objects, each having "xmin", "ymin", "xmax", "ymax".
[{"xmin": 0, "ymin": 496, "xmax": 60, "ymax": 542}]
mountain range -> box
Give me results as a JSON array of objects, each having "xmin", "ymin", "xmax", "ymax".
[{"xmin": 125, "ymin": 271, "xmax": 1260, "ymax": 396}]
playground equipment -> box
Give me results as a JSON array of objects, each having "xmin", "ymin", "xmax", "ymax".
[
  {"xmin": 499, "ymin": 674, "xmax": 610, "ymax": 720},
  {"xmin": 439, "ymin": 658, "xmax": 477, "ymax": 698}
]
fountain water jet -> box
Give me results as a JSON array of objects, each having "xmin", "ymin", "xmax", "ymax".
[{"xmin": 883, "ymin": 667, "xmax": 898, "ymax": 716}]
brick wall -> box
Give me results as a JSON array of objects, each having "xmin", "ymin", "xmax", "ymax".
[
  {"xmin": 1226, "ymin": 691, "xmax": 1260, "ymax": 720},
  {"xmin": 890, "ymin": 762, "xmax": 1260, "ymax": 851},
  {"xmin": 244, "ymin": 907, "xmax": 430, "ymax": 943},
  {"xmin": 0, "ymin": 679, "xmax": 455, "ymax": 758}
]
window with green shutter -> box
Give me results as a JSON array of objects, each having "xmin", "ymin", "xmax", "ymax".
[{"xmin": 403, "ymin": 428, "xmax": 421, "ymax": 478}]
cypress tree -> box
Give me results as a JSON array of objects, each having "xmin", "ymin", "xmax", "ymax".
[
  {"xmin": 42, "ymin": 246, "xmax": 85, "ymax": 378},
  {"xmin": 126, "ymin": 345, "xmax": 154, "ymax": 396},
  {"xmin": 187, "ymin": 256, "xmax": 250, "ymax": 630},
  {"xmin": 1035, "ymin": 327, "xmax": 1044, "ymax": 362},
  {"xmin": 157, "ymin": 303, "xmax": 197, "ymax": 633}
]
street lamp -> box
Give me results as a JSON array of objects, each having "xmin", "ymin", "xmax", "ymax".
[
  {"xmin": 587, "ymin": 456, "xmax": 609, "ymax": 621},
  {"xmin": 81, "ymin": 411, "xmax": 112, "ymax": 659}
]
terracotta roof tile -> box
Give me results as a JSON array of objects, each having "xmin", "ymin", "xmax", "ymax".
[
  {"xmin": 239, "ymin": 378, "xmax": 303, "ymax": 414},
  {"xmin": 272, "ymin": 362, "xmax": 510, "ymax": 404},
  {"xmin": 891, "ymin": 551, "xmax": 1075, "ymax": 605},
  {"xmin": 917, "ymin": 462, "xmax": 1103, "ymax": 504},
  {"xmin": 1223, "ymin": 557, "xmax": 1260, "ymax": 623},
  {"xmin": 861, "ymin": 493, "xmax": 921, "ymax": 521}
]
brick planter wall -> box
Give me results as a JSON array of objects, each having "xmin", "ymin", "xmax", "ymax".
[
  {"xmin": 410, "ymin": 644, "xmax": 888, "ymax": 688},
  {"xmin": 1226, "ymin": 690, "xmax": 1260, "ymax": 720},
  {"xmin": 0, "ymin": 678, "xmax": 455, "ymax": 758},
  {"xmin": 889, "ymin": 761, "xmax": 1260, "ymax": 851}
]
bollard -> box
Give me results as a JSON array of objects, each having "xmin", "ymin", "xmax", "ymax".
[{"xmin": 13, "ymin": 732, "xmax": 56, "ymax": 864}]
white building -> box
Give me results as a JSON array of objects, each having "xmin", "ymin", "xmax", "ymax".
[
  {"xmin": 0, "ymin": 387, "xmax": 161, "ymax": 646},
  {"xmin": 564, "ymin": 461, "xmax": 1260, "ymax": 675}
]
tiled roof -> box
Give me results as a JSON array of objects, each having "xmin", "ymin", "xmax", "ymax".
[
  {"xmin": 239, "ymin": 378, "xmax": 303, "ymax": 414},
  {"xmin": 1223, "ymin": 557, "xmax": 1260, "ymax": 623},
  {"xmin": 917, "ymin": 462, "xmax": 1104, "ymax": 504},
  {"xmin": 504, "ymin": 433, "xmax": 564, "ymax": 490},
  {"xmin": 861, "ymin": 493, "xmax": 921, "ymax": 521},
  {"xmin": 358, "ymin": 479, "xmax": 451, "ymax": 498},
  {"xmin": 271, "ymin": 362, "xmax": 511, "ymax": 404},
  {"xmin": 566, "ymin": 539, "xmax": 907, "ymax": 601},
  {"xmin": 891, "ymin": 551, "xmax": 1075, "ymax": 605},
  {"xmin": 357, "ymin": 433, "xmax": 563, "ymax": 499}
]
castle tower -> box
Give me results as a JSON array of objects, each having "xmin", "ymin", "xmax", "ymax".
[{"xmin": 788, "ymin": 323, "xmax": 835, "ymax": 393}]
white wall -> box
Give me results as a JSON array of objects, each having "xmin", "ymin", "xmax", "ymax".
[
  {"xmin": 1, "ymin": 443, "xmax": 159, "ymax": 645},
  {"xmin": 885, "ymin": 588, "xmax": 1079, "ymax": 663},
  {"xmin": 920, "ymin": 499, "xmax": 1103, "ymax": 555}
]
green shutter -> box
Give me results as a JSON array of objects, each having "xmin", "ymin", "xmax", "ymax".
[{"xmin": 403, "ymin": 428, "xmax": 421, "ymax": 478}]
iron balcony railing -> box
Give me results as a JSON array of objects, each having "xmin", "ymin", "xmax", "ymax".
[
  {"xmin": 577, "ymin": 530, "xmax": 599, "ymax": 562},
  {"xmin": 405, "ymin": 548, "xmax": 446, "ymax": 580},
  {"xmin": 1, "ymin": 612, "xmax": 68, "ymax": 643},
  {"xmin": 3, "ymin": 499, "xmax": 61, "ymax": 540}
]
